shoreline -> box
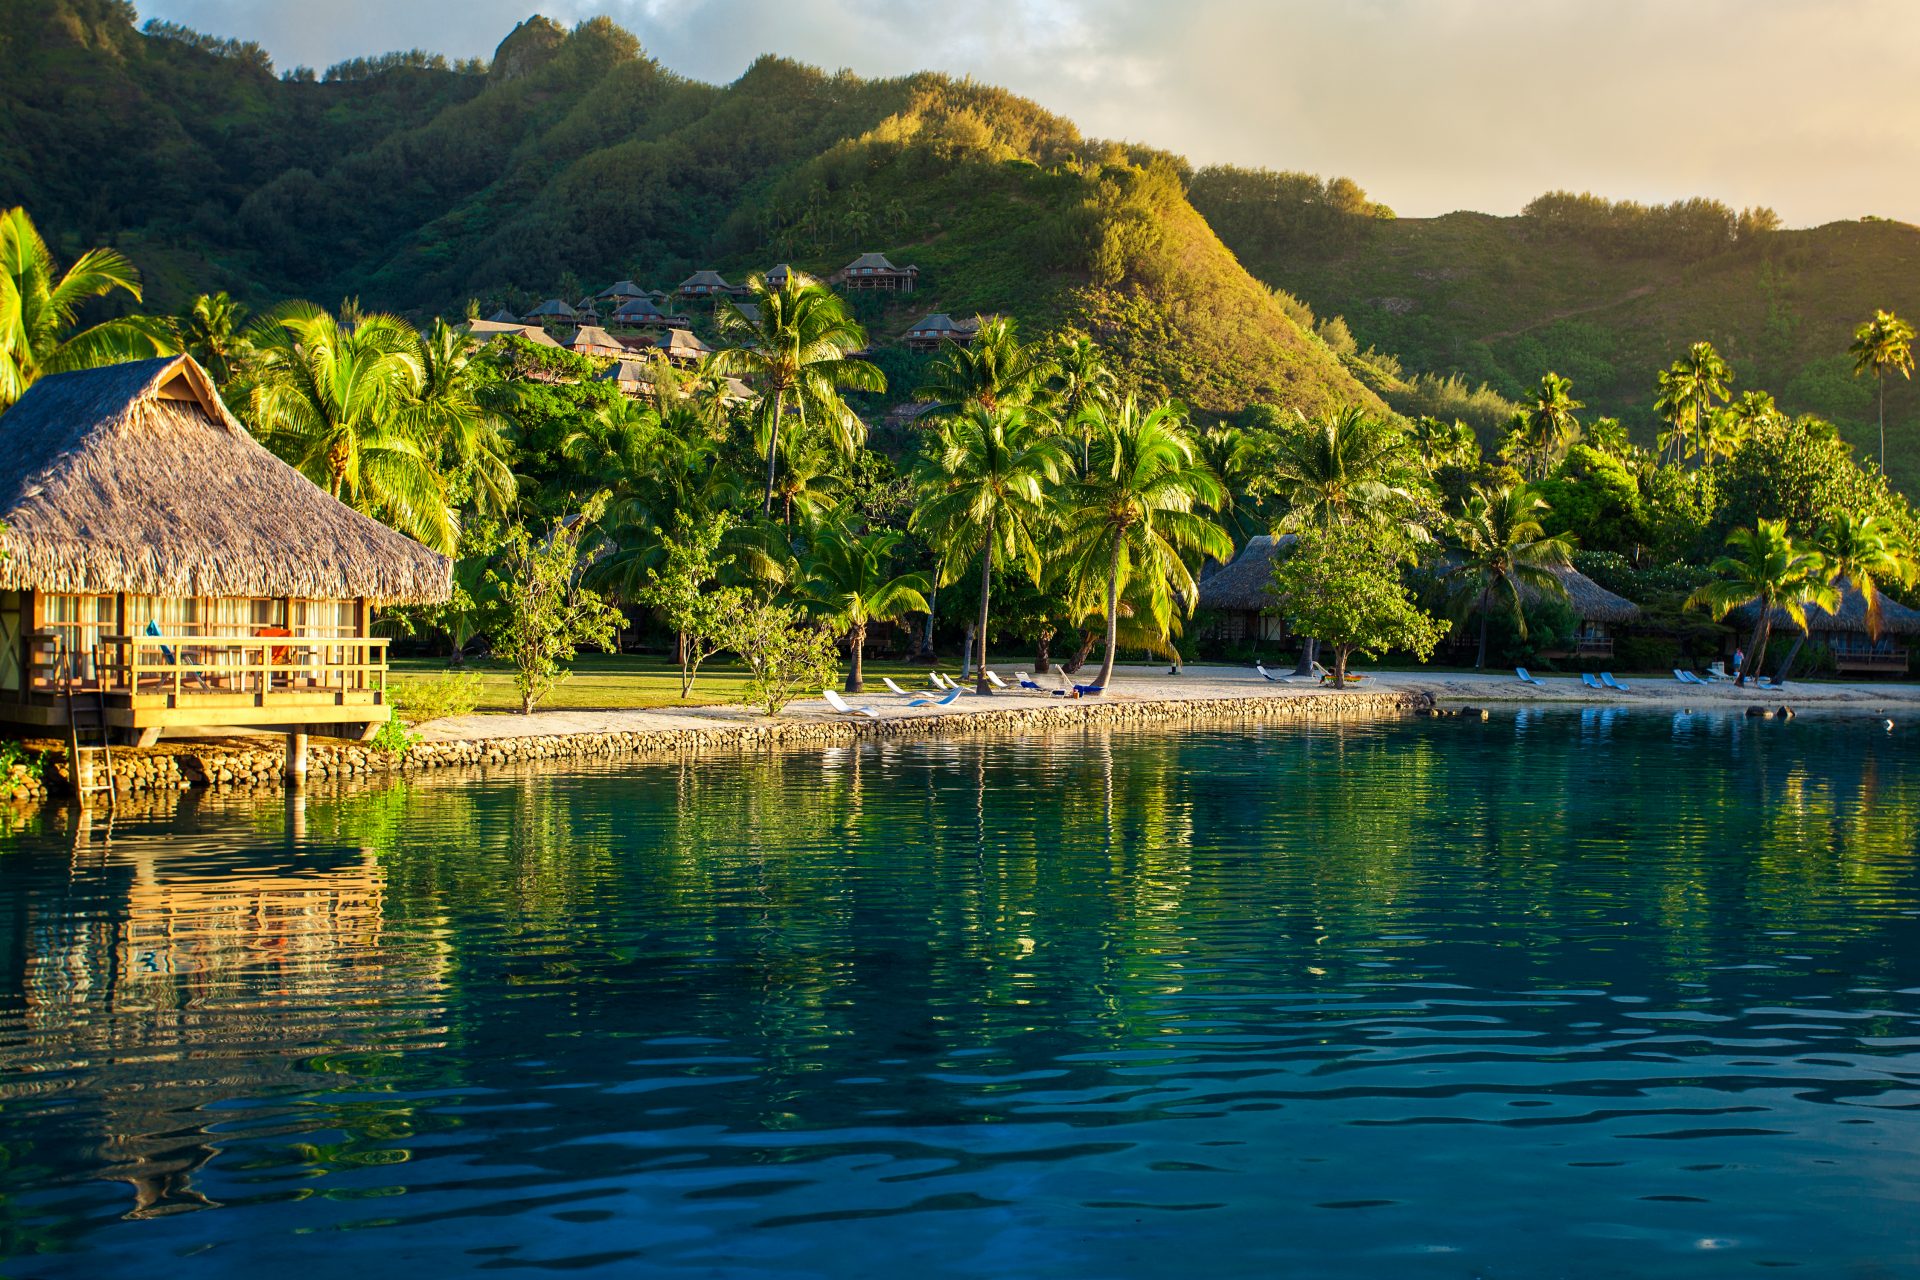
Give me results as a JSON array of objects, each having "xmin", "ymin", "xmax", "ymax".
[{"xmin": 13, "ymin": 663, "xmax": 1920, "ymax": 806}]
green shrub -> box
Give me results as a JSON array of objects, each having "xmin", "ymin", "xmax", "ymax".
[
  {"xmin": 369, "ymin": 718, "xmax": 419, "ymax": 760},
  {"xmin": 390, "ymin": 670, "xmax": 484, "ymax": 725},
  {"xmin": 0, "ymin": 740, "xmax": 45, "ymax": 783}
]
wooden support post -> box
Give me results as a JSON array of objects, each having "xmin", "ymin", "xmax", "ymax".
[{"xmin": 284, "ymin": 731, "xmax": 308, "ymax": 788}]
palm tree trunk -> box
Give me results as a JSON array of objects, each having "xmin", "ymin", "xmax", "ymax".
[
  {"xmin": 846, "ymin": 622, "xmax": 865, "ymax": 693},
  {"xmin": 1035, "ymin": 627, "xmax": 1052, "ymax": 674},
  {"xmin": 761, "ymin": 387, "xmax": 786, "ymax": 516},
  {"xmin": 1095, "ymin": 536, "xmax": 1122, "ymax": 688},
  {"xmin": 1775, "ymin": 634, "xmax": 1806, "ymax": 685},
  {"xmin": 1738, "ymin": 614, "xmax": 1769, "ymax": 688},
  {"xmin": 1475, "ymin": 587, "xmax": 1491, "ymax": 670},
  {"xmin": 1750, "ymin": 616, "xmax": 1775, "ymax": 686},
  {"xmin": 974, "ymin": 534, "xmax": 995, "ymax": 695},
  {"xmin": 1292, "ymin": 636, "xmax": 1318, "ymax": 677}
]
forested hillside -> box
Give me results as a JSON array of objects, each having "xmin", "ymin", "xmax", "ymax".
[
  {"xmin": 1190, "ymin": 171, "xmax": 1920, "ymax": 488},
  {"xmin": 0, "ymin": 0, "xmax": 1377, "ymax": 419}
]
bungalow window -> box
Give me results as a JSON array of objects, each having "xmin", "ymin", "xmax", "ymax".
[
  {"xmin": 40, "ymin": 593, "xmax": 116, "ymax": 680},
  {"xmin": 0, "ymin": 590, "xmax": 20, "ymax": 693}
]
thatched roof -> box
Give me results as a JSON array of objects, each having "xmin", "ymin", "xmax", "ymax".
[
  {"xmin": 1198, "ymin": 535, "xmax": 1294, "ymax": 612},
  {"xmin": 467, "ymin": 318, "xmax": 562, "ymax": 349},
  {"xmin": 485, "ymin": 307, "xmax": 518, "ymax": 323},
  {"xmin": 906, "ymin": 313, "xmax": 979, "ymax": 339},
  {"xmin": 657, "ymin": 329, "xmax": 713, "ymax": 359},
  {"xmin": 0, "ymin": 357, "xmax": 451, "ymax": 603},
  {"xmin": 765, "ymin": 263, "xmax": 811, "ymax": 288},
  {"xmin": 523, "ymin": 298, "xmax": 577, "ymax": 320},
  {"xmin": 1531, "ymin": 564, "xmax": 1639, "ymax": 624},
  {"xmin": 679, "ymin": 270, "xmax": 731, "ymax": 292},
  {"xmin": 569, "ymin": 325, "xmax": 627, "ymax": 357},
  {"xmin": 841, "ymin": 252, "xmax": 916, "ymax": 276},
  {"xmin": 1735, "ymin": 579, "xmax": 1920, "ymax": 637},
  {"xmin": 595, "ymin": 279, "xmax": 648, "ymax": 301}
]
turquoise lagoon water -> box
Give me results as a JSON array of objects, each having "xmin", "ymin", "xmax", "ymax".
[{"xmin": 2, "ymin": 709, "xmax": 1920, "ymax": 1277}]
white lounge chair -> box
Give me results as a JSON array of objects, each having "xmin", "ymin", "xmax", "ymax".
[
  {"xmin": 1255, "ymin": 662, "xmax": 1283, "ymax": 682},
  {"xmin": 1516, "ymin": 667, "xmax": 1543, "ymax": 686},
  {"xmin": 907, "ymin": 688, "xmax": 963, "ymax": 708},
  {"xmin": 1016, "ymin": 671, "xmax": 1044, "ymax": 691},
  {"xmin": 823, "ymin": 689, "xmax": 881, "ymax": 718},
  {"xmin": 984, "ymin": 670, "xmax": 1009, "ymax": 689},
  {"xmin": 1706, "ymin": 662, "xmax": 1730, "ymax": 681},
  {"xmin": 882, "ymin": 677, "xmax": 917, "ymax": 696}
]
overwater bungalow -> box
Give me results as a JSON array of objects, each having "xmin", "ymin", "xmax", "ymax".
[
  {"xmin": 832, "ymin": 252, "xmax": 919, "ymax": 293},
  {"xmin": 522, "ymin": 298, "xmax": 578, "ymax": 324},
  {"xmin": 610, "ymin": 297, "xmax": 691, "ymax": 331},
  {"xmin": 903, "ymin": 312, "xmax": 980, "ymax": 352},
  {"xmin": 569, "ymin": 325, "xmax": 628, "ymax": 358},
  {"xmin": 0, "ymin": 357, "xmax": 451, "ymax": 753},
  {"xmin": 1735, "ymin": 580, "xmax": 1920, "ymax": 676}
]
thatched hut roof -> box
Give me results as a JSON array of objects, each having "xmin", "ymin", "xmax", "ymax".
[
  {"xmin": 656, "ymin": 329, "xmax": 713, "ymax": 359},
  {"xmin": 595, "ymin": 279, "xmax": 648, "ymax": 302},
  {"xmin": 485, "ymin": 307, "xmax": 518, "ymax": 323},
  {"xmin": 765, "ymin": 263, "xmax": 812, "ymax": 288},
  {"xmin": 1198, "ymin": 535, "xmax": 1294, "ymax": 612},
  {"xmin": 678, "ymin": 270, "xmax": 732, "ymax": 293},
  {"xmin": 523, "ymin": 298, "xmax": 577, "ymax": 320},
  {"xmin": 1535, "ymin": 564, "xmax": 1640, "ymax": 624},
  {"xmin": 1734, "ymin": 579, "xmax": 1920, "ymax": 637},
  {"xmin": 467, "ymin": 318, "xmax": 562, "ymax": 349},
  {"xmin": 569, "ymin": 325, "xmax": 627, "ymax": 357},
  {"xmin": 0, "ymin": 357, "xmax": 451, "ymax": 603},
  {"xmin": 844, "ymin": 252, "xmax": 902, "ymax": 273}
]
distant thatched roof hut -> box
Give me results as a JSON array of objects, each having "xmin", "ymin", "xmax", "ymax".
[
  {"xmin": 904, "ymin": 313, "xmax": 980, "ymax": 352},
  {"xmin": 1197, "ymin": 535, "xmax": 1290, "ymax": 613},
  {"xmin": 655, "ymin": 329, "xmax": 713, "ymax": 363},
  {"xmin": 467, "ymin": 318, "xmax": 563, "ymax": 349},
  {"xmin": 569, "ymin": 325, "xmax": 627, "ymax": 358},
  {"xmin": 610, "ymin": 297, "xmax": 690, "ymax": 330},
  {"xmin": 594, "ymin": 279, "xmax": 648, "ymax": 302},
  {"xmin": 1734, "ymin": 579, "xmax": 1920, "ymax": 675},
  {"xmin": 0, "ymin": 357, "xmax": 449, "ymax": 602},
  {"xmin": 1530, "ymin": 565, "xmax": 1639, "ymax": 625},
  {"xmin": 678, "ymin": 270, "xmax": 737, "ymax": 299},
  {"xmin": 485, "ymin": 307, "xmax": 518, "ymax": 323},
  {"xmin": 765, "ymin": 264, "xmax": 813, "ymax": 290},
  {"xmin": 522, "ymin": 298, "xmax": 577, "ymax": 322},
  {"xmin": 832, "ymin": 252, "xmax": 919, "ymax": 293}
]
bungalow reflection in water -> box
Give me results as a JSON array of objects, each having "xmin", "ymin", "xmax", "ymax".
[
  {"xmin": 0, "ymin": 355, "xmax": 451, "ymax": 748},
  {"xmin": 5, "ymin": 811, "xmax": 448, "ymax": 1218}
]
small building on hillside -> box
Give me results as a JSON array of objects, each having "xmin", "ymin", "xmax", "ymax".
[
  {"xmin": 466, "ymin": 319, "xmax": 564, "ymax": 349},
  {"xmin": 765, "ymin": 264, "xmax": 816, "ymax": 291},
  {"xmin": 569, "ymin": 325, "xmax": 628, "ymax": 358},
  {"xmin": 522, "ymin": 298, "xmax": 578, "ymax": 324},
  {"xmin": 0, "ymin": 357, "xmax": 450, "ymax": 751},
  {"xmin": 1197, "ymin": 535, "xmax": 1293, "ymax": 644},
  {"xmin": 678, "ymin": 270, "xmax": 744, "ymax": 301},
  {"xmin": 904, "ymin": 312, "xmax": 980, "ymax": 352},
  {"xmin": 1735, "ymin": 580, "xmax": 1920, "ymax": 676},
  {"xmin": 594, "ymin": 279, "xmax": 649, "ymax": 304},
  {"xmin": 484, "ymin": 307, "xmax": 519, "ymax": 323},
  {"xmin": 610, "ymin": 297, "xmax": 690, "ymax": 331},
  {"xmin": 654, "ymin": 329, "xmax": 714, "ymax": 365},
  {"xmin": 832, "ymin": 252, "xmax": 919, "ymax": 293}
]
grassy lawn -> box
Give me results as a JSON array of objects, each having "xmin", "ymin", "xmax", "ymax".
[{"xmin": 387, "ymin": 655, "xmax": 959, "ymax": 714}]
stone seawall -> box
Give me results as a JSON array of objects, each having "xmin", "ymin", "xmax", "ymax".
[{"xmin": 35, "ymin": 690, "xmax": 1429, "ymax": 800}]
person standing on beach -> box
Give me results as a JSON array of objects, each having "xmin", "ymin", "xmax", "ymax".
[{"xmin": 1733, "ymin": 646, "xmax": 1745, "ymax": 679}]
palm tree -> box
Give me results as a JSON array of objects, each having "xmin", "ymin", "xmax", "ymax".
[
  {"xmin": 1816, "ymin": 512, "xmax": 1918, "ymax": 640},
  {"xmin": 410, "ymin": 318, "xmax": 517, "ymax": 519},
  {"xmin": 1410, "ymin": 415, "xmax": 1478, "ymax": 473},
  {"xmin": 713, "ymin": 273, "xmax": 882, "ymax": 516},
  {"xmin": 769, "ymin": 428, "xmax": 847, "ymax": 530},
  {"xmin": 245, "ymin": 304, "xmax": 455, "ymax": 553},
  {"xmin": 1849, "ymin": 309, "xmax": 1915, "ymax": 468},
  {"xmin": 1687, "ymin": 520, "xmax": 1837, "ymax": 688},
  {"xmin": 1049, "ymin": 333, "xmax": 1117, "ymax": 472},
  {"xmin": 1653, "ymin": 341, "xmax": 1733, "ymax": 466},
  {"xmin": 798, "ymin": 514, "xmax": 930, "ymax": 693},
  {"xmin": 914, "ymin": 316, "xmax": 1055, "ymax": 420},
  {"xmin": 177, "ymin": 291, "xmax": 250, "ymax": 387},
  {"xmin": 1443, "ymin": 485, "xmax": 1575, "ymax": 669},
  {"xmin": 1585, "ymin": 417, "xmax": 1634, "ymax": 459},
  {"xmin": 0, "ymin": 206, "xmax": 174, "ymax": 409},
  {"xmin": 1509, "ymin": 372, "xmax": 1583, "ymax": 479},
  {"xmin": 911, "ymin": 404, "xmax": 1070, "ymax": 694},
  {"xmin": 1055, "ymin": 398, "xmax": 1232, "ymax": 688}
]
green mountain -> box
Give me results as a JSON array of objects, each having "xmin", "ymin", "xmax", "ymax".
[
  {"xmin": 0, "ymin": 0, "xmax": 1378, "ymax": 421},
  {"xmin": 1190, "ymin": 171, "xmax": 1920, "ymax": 489}
]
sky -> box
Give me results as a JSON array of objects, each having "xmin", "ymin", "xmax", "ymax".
[{"xmin": 138, "ymin": 0, "xmax": 1920, "ymax": 227}]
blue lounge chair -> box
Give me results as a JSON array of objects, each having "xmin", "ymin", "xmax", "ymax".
[
  {"xmin": 1581, "ymin": 673, "xmax": 1602, "ymax": 690},
  {"xmin": 1516, "ymin": 667, "xmax": 1543, "ymax": 686},
  {"xmin": 1016, "ymin": 672, "xmax": 1044, "ymax": 691},
  {"xmin": 1072, "ymin": 682, "xmax": 1105, "ymax": 697},
  {"xmin": 907, "ymin": 688, "xmax": 963, "ymax": 708},
  {"xmin": 1601, "ymin": 672, "xmax": 1630, "ymax": 692}
]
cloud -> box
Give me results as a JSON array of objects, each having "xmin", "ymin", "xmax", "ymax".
[{"xmin": 135, "ymin": 0, "xmax": 1920, "ymax": 225}]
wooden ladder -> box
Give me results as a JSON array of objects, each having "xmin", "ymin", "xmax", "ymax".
[{"xmin": 61, "ymin": 642, "xmax": 116, "ymax": 811}]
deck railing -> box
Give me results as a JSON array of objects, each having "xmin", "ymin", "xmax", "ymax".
[{"xmin": 27, "ymin": 631, "xmax": 388, "ymax": 702}]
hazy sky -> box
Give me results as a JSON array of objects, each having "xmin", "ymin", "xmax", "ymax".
[{"xmin": 139, "ymin": 0, "xmax": 1920, "ymax": 227}]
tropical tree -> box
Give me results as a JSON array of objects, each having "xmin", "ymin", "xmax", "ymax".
[
  {"xmin": 1443, "ymin": 484, "xmax": 1575, "ymax": 669},
  {"xmin": 244, "ymin": 304, "xmax": 456, "ymax": 553},
  {"xmin": 713, "ymin": 273, "xmax": 882, "ymax": 516},
  {"xmin": 0, "ymin": 206, "xmax": 174, "ymax": 409},
  {"xmin": 914, "ymin": 316, "xmax": 1055, "ymax": 420},
  {"xmin": 1504, "ymin": 372, "xmax": 1584, "ymax": 479},
  {"xmin": 1271, "ymin": 529, "xmax": 1447, "ymax": 688},
  {"xmin": 411, "ymin": 318, "xmax": 517, "ymax": 519},
  {"xmin": 1816, "ymin": 512, "xmax": 1918, "ymax": 640},
  {"xmin": 798, "ymin": 514, "xmax": 930, "ymax": 693},
  {"xmin": 1585, "ymin": 417, "xmax": 1635, "ymax": 460},
  {"xmin": 1049, "ymin": 333, "xmax": 1117, "ymax": 471},
  {"xmin": 177, "ymin": 291, "xmax": 251, "ymax": 386},
  {"xmin": 1410, "ymin": 415, "xmax": 1479, "ymax": 473},
  {"xmin": 911, "ymin": 404, "xmax": 1070, "ymax": 694},
  {"xmin": 1055, "ymin": 398, "xmax": 1231, "ymax": 689},
  {"xmin": 488, "ymin": 493, "xmax": 624, "ymax": 713},
  {"xmin": 1849, "ymin": 309, "xmax": 1915, "ymax": 467},
  {"xmin": 1687, "ymin": 519, "xmax": 1837, "ymax": 687},
  {"xmin": 1654, "ymin": 341, "xmax": 1734, "ymax": 466}
]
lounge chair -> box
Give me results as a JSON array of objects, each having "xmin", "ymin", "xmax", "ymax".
[
  {"xmin": 1255, "ymin": 662, "xmax": 1283, "ymax": 682},
  {"xmin": 984, "ymin": 670, "xmax": 1009, "ymax": 689},
  {"xmin": 1016, "ymin": 672, "xmax": 1044, "ymax": 691},
  {"xmin": 881, "ymin": 677, "xmax": 916, "ymax": 696},
  {"xmin": 1674, "ymin": 669, "xmax": 1699, "ymax": 685},
  {"xmin": 823, "ymin": 689, "xmax": 882, "ymax": 718},
  {"xmin": 928, "ymin": 672, "xmax": 952, "ymax": 689},
  {"xmin": 1582, "ymin": 672, "xmax": 1602, "ymax": 690},
  {"xmin": 1072, "ymin": 682, "xmax": 1105, "ymax": 697},
  {"xmin": 907, "ymin": 688, "xmax": 963, "ymax": 708},
  {"xmin": 1601, "ymin": 672, "xmax": 1630, "ymax": 692},
  {"xmin": 1706, "ymin": 663, "xmax": 1730, "ymax": 681},
  {"xmin": 1516, "ymin": 667, "xmax": 1543, "ymax": 686}
]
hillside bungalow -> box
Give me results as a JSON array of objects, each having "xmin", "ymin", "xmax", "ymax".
[
  {"xmin": 610, "ymin": 297, "xmax": 690, "ymax": 331},
  {"xmin": 655, "ymin": 329, "xmax": 714, "ymax": 364},
  {"xmin": 594, "ymin": 279, "xmax": 649, "ymax": 304},
  {"xmin": 1197, "ymin": 535, "xmax": 1292, "ymax": 644},
  {"xmin": 484, "ymin": 307, "xmax": 519, "ymax": 323},
  {"xmin": 904, "ymin": 312, "xmax": 981, "ymax": 352},
  {"xmin": 678, "ymin": 270, "xmax": 744, "ymax": 301},
  {"xmin": 522, "ymin": 298, "xmax": 578, "ymax": 325},
  {"xmin": 765, "ymin": 264, "xmax": 815, "ymax": 290},
  {"xmin": 572, "ymin": 300, "xmax": 603, "ymax": 323},
  {"xmin": 465, "ymin": 319, "xmax": 564, "ymax": 349},
  {"xmin": 569, "ymin": 325, "xmax": 628, "ymax": 358},
  {"xmin": 832, "ymin": 252, "xmax": 919, "ymax": 293},
  {"xmin": 1735, "ymin": 580, "xmax": 1920, "ymax": 676},
  {"xmin": 0, "ymin": 357, "xmax": 450, "ymax": 760}
]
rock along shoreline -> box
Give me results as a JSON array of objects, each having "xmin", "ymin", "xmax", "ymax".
[{"xmin": 23, "ymin": 689, "xmax": 1430, "ymax": 803}]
